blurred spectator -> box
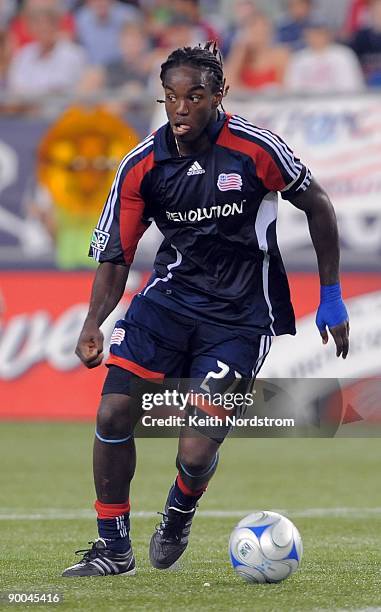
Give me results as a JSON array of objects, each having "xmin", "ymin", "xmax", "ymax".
[
  {"xmin": 156, "ymin": 13, "xmax": 201, "ymax": 50},
  {"xmin": 139, "ymin": 0, "xmax": 172, "ymax": 47},
  {"xmin": 171, "ymin": 0, "xmax": 220, "ymax": 42},
  {"xmin": 75, "ymin": 0, "xmax": 141, "ymax": 66},
  {"xmin": 225, "ymin": 14, "xmax": 290, "ymax": 91},
  {"xmin": 0, "ymin": 0, "xmax": 17, "ymax": 27},
  {"xmin": 79, "ymin": 21, "xmax": 154, "ymax": 96},
  {"xmin": 0, "ymin": 29, "xmax": 11, "ymax": 90},
  {"xmin": 343, "ymin": 0, "xmax": 370, "ymax": 35},
  {"xmin": 312, "ymin": 0, "xmax": 352, "ymax": 35},
  {"xmin": 141, "ymin": 0, "xmax": 217, "ymax": 49},
  {"xmin": 276, "ymin": 0, "xmax": 313, "ymax": 50},
  {"xmin": 102, "ymin": 21, "xmax": 153, "ymax": 89},
  {"xmin": 146, "ymin": 13, "xmax": 200, "ymax": 98},
  {"xmin": 350, "ymin": 0, "xmax": 381, "ymax": 86},
  {"xmin": 284, "ymin": 19, "xmax": 365, "ymax": 92},
  {"xmin": 9, "ymin": 0, "xmax": 75, "ymax": 51},
  {"xmin": 7, "ymin": 5, "xmax": 87, "ymax": 97},
  {"xmin": 221, "ymin": 0, "xmax": 260, "ymax": 56}
]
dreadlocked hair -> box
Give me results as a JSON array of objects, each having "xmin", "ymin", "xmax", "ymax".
[{"xmin": 160, "ymin": 41, "xmax": 229, "ymax": 107}]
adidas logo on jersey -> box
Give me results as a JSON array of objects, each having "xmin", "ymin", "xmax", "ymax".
[{"xmin": 187, "ymin": 161, "xmax": 205, "ymax": 176}]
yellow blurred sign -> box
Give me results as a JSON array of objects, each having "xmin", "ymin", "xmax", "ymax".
[{"xmin": 37, "ymin": 106, "xmax": 140, "ymax": 216}]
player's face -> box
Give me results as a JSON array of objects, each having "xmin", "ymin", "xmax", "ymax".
[{"xmin": 163, "ymin": 66, "xmax": 222, "ymax": 145}]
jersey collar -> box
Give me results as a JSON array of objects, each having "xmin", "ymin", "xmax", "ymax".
[{"xmin": 154, "ymin": 111, "xmax": 227, "ymax": 162}]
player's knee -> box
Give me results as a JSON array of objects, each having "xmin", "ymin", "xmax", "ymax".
[
  {"xmin": 177, "ymin": 454, "xmax": 209, "ymax": 475},
  {"xmin": 178, "ymin": 437, "xmax": 218, "ymax": 473},
  {"xmin": 96, "ymin": 397, "xmax": 132, "ymax": 437},
  {"xmin": 176, "ymin": 450, "xmax": 219, "ymax": 479}
]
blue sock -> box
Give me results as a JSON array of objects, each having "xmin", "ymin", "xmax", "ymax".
[
  {"xmin": 97, "ymin": 514, "xmax": 131, "ymax": 553},
  {"xmin": 168, "ymin": 477, "xmax": 205, "ymax": 511}
]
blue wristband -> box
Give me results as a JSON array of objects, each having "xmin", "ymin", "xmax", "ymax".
[{"xmin": 316, "ymin": 283, "xmax": 348, "ymax": 332}]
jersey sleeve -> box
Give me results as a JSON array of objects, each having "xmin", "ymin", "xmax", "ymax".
[
  {"xmin": 89, "ymin": 139, "xmax": 155, "ymax": 265},
  {"xmin": 252, "ymin": 129, "xmax": 312, "ymax": 200},
  {"xmin": 226, "ymin": 116, "xmax": 312, "ymax": 200}
]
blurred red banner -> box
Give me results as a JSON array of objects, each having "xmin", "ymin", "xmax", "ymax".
[{"xmin": 0, "ymin": 271, "xmax": 380, "ymax": 420}]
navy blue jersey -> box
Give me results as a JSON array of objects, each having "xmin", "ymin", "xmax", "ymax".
[{"xmin": 89, "ymin": 112, "xmax": 311, "ymax": 335}]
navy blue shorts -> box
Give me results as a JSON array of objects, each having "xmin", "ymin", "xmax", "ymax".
[
  {"xmin": 103, "ymin": 294, "xmax": 272, "ymax": 438},
  {"xmin": 105, "ymin": 294, "xmax": 271, "ymax": 383},
  {"xmin": 106, "ymin": 295, "xmax": 272, "ymax": 380}
]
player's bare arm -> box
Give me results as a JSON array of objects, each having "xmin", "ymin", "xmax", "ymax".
[
  {"xmin": 76, "ymin": 262, "xmax": 130, "ymax": 369},
  {"xmin": 289, "ymin": 178, "xmax": 349, "ymax": 359}
]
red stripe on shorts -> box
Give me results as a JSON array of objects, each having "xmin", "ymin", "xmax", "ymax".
[{"xmin": 107, "ymin": 355, "xmax": 164, "ymax": 380}]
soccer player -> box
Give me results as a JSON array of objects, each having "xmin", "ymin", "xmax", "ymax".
[{"xmin": 62, "ymin": 42, "xmax": 349, "ymax": 577}]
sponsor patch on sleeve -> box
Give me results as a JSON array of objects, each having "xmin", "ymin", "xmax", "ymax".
[{"xmin": 91, "ymin": 228, "xmax": 110, "ymax": 252}]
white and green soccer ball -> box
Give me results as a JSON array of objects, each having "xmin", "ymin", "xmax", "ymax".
[{"xmin": 229, "ymin": 511, "xmax": 303, "ymax": 584}]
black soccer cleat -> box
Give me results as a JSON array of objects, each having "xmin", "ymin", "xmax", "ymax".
[
  {"xmin": 149, "ymin": 496, "xmax": 196, "ymax": 570},
  {"xmin": 62, "ymin": 538, "xmax": 136, "ymax": 577}
]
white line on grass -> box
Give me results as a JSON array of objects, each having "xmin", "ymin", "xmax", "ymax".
[
  {"xmin": 315, "ymin": 609, "xmax": 381, "ymax": 612},
  {"xmin": 1, "ymin": 508, "xmax": 381, "ymax": 520}
]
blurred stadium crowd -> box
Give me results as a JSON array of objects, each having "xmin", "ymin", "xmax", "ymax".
[{"xmin": 0, "ymin": 0, "xmax": 381, "ymax": 111}]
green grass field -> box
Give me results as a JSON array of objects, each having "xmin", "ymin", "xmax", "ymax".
[{"xmin": 1, "ymin": 423, "xmax": 381, "ymax": 611}]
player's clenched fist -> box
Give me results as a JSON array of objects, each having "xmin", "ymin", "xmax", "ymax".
[{"xmin": 75, "ymin": 320, "xmax": 104, "ymax": 368}]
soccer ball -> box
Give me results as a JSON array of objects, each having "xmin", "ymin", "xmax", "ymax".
[{"xmin": 229, "ymin": 511, "xmax": 303, "ymax": 583}]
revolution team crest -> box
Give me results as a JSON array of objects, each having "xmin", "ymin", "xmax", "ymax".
[{"xmin": 217, "ymin": 173, "xmax": 242, "ymax": 191}]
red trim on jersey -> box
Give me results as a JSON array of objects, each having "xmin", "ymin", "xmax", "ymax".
[
  {"xmin": 217, "ymin": 121, "xmax": 287, "ymax": 191},
  {"xmin": 176, "ymin": 474, "xmax": 207, "ymax": 496},
  {"xmin": 119, "ymin": 150, "xmax": 155, "ymax": 264},
  {"xmin": 95, "ymin": 499, "xmax": 130, "ymax": 518},
  {"xmin": 106, "ymin": 354, "xmax": 164, "ymax": 380}
]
